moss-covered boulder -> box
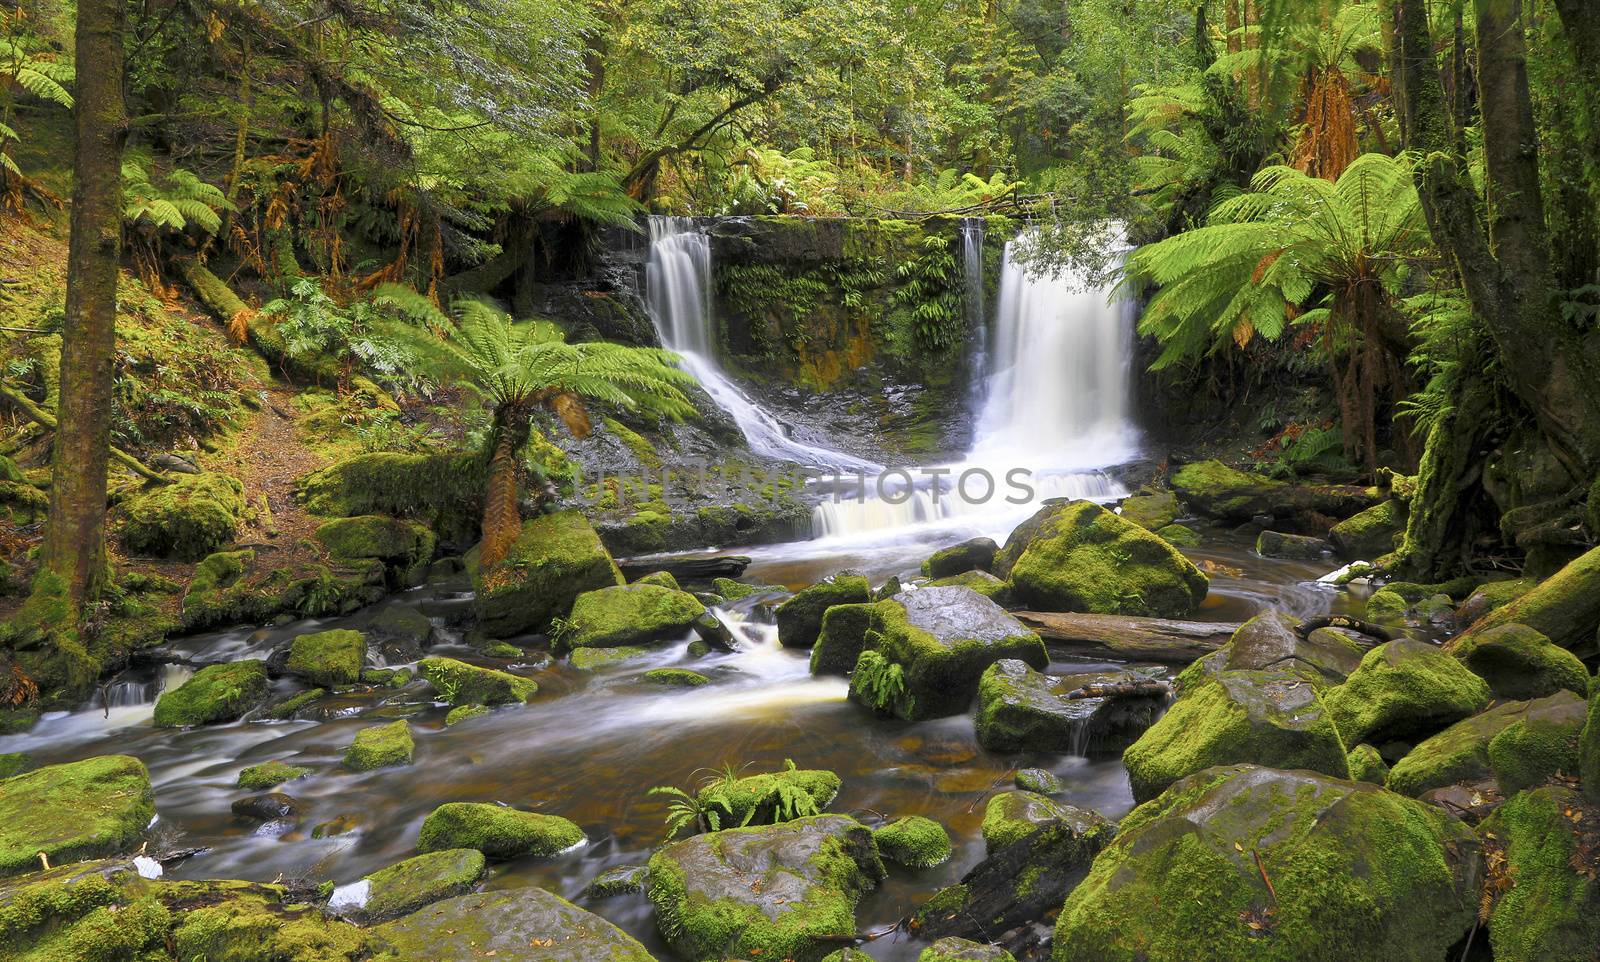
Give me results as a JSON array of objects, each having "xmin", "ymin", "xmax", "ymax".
[
  {"xmin": 1585, "ymin": 683, "xmax": 1600, "ymax": 803},
  {"xmin": 585, "ymin": 864, "xmax": 648, "ymax": 898},
  {"xmin": 645, "ymin": 814, "xmax": 885, "ymax": 962},
  {"xmin": 1169, "ymin": 460, "xmax": 1290, "ymax": 521},
  {"xmin": 341, "ymin": 848, "xmax": 487, "ymax": 923},
  {"xmin": 1328, "ymin": 499, "xmax": 1407, "ymax": 560},
  {"xmin": 712, "ymin": 577, "xmax": 784, "ymax": 601},
  {"xmin": 1451, "ymin": 623, "xmax": 1589, "ymax": 700},
  {"xmin": 1450, "ymin": 544, "xmax": 1600, "ymax": 651},
  {"xmin": 925, "ymin": 569, "xmax": 1009, "ymax": 600},
  {"xmin": 370, "ymin": 886, "xmax": 654, "ymax": 961},
  {"xmin": 1157, "ymin": 522, "xmax": 1202, "ymax": 546},
  {"xmin": 1487, "ymin": 696, "xmax": 1586, "ymax": 795},
  {"xmin": 296, "ymin": 450, "xmax": 485, "ymax": 544},
  {"xmin": 367, "ymin": 605, "xmax": 437, "ymax": 649},
  {"xmin": 417, "ymin": 802, "xmax": 584, "ymax": 858},
  {"xmin": 467, "ymin": 510, "xmax": 623, "ymax": 637},
  {"xmin": 443, "ymin": 704, "xmax": 490, "ymax": 726},
  {"xmin": 809, "ymin": 603, "xmax": 876, "ymax": 676},
  {"xmin": 285, "ymin": 629, "xmax": 367, "ymax": 687},
  {"xmin": 237, "ymin": 760, "xmax": 311, "ymax": 791},
  {"xmin": 1118, "ymin": 491, "xmax": 1179, "ymax": 532},
  {"xmin": 919, "ymin": 937, "xmax": 1016, "ymax": 962},
  {"xmin": 1325, "ymin": 639, "xmax": 1491, "ymax": 746},
  {"xmin": 121, "ymin": 472, "xmax": 247, "ymax": 561},
  {"xmin": 418, "ymin": 657, "xmax": 537, "ymax": 706},
  {"xmin": 0, "ymin": 756, "xmax": 154, "ymax": 877},
  {"xmin": 152, "ymin": 660, "xmax": 268, "ymax": 728},
  {"xmin": 981, "ymin": 790, "xmax": 1109, "ymax": 853},
  {"xmin": 698, "ymin": 764, "xmax": 841, "ymax": 828},
  {"xmin": 561, "ymin": 583, "xmax": 706, "ymax": 650},
  {"xmin": 342, "ymin": 720, "xmax": 414, "ymax": 771},
  {"xmin": 0, "ymin": 752, "xmax": 30, "ymax": 780},
  {"xmin": 846, "ymin": 587, "xmax": 1047, "ymax": 721},
  {"xmin": 873, "ymin": 815, "xmax": 952, "ymax": 869},
  {"xmin": 1255, "ymin": 530, "xmax": 1331, "ymax": 560},
  {"xmin": 642, "ymin": 668, "xmax": 709, "ymax": 687},
  {"xmin": 922, "ymin": 537, "xmax": 999, "ymax": 578},
  {"xmin": 776, "ymin": 574, "xmax": 873, "ymax": 648},
  {"xmin": 1477, "ymin": 786, "xmax": 1600, "ymax": 962},
  {"xmin": 568, "ymin": 645, "xmax": 654, "ymax": 671},
  {"xmin": 1455, "ymin": 578, "xmax": 1535, "ymax": 623},
  {"xmin": 1053, "ymin": 765, "xmax": 1482, "ymax": 962},
  {"xmin": 1384, "ymin": 692, "xmax": 1586, "ymax": 797},
  {"xmin": 975, "ymin": 659, "xmax": 1163, "ymax": 754},
  {"xmin": 1346, "ymin": 744, "xmax": 1389, "ymax": 784},
  {"xmin": 314, "ymin": 514, "xmax": 436, "ymax": 582},
  {"xmin": 998, "ymin": 500, "xmax": 1207, "ymax": 617}
]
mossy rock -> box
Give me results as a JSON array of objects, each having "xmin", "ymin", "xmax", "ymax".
[
  {"xmin": 168, "ymin": 885, "xmax": 369, "ymax": 961},
  {"xmin": 1255, "ymin": 530, "xmax": 1331, "ymax": 560},
  {"xmin": 1117, "ymin": 492, "xmax": 1178, "ymax": 532},
  {"xmin": 645, "ymin": 814, "xmax": 885, "ymax": 962},
  {"xmin": 262, "ymin": 688, "xmax": 326, "ymax": 720},
  {"xmin": 1325, "ymin": 639, "xmax": 1491, "ymax": 746},
  {"xmin": 633, "ymin": 570, "xmax": 680, "ymax": 589},
  {"xmin": 698, "ymin": 765, "xmax": 841, "ymax": 828},
  {"xmin": 1448, "ymin": 544, "xmax": 1600, "ymax": 652},
  {"xmin": 846, "ymin": 588, "xmax": 1047, "ymax": 722},
  {"xmin": 1015, "ymin": 767, "xmax": 1061, "ymax": 794},
  {"xmin": 873, "ymin": 815, "xmax": 952, "ymax": 869},
  {"xmin": 0, "ymin": 756, "xmax": 154, "ymax": 877},
  {"xmin": 1364, "ymin": 588, "xmax": 1409, "ymax": 623},
  {"xmin": 418, "ymin": 657, "xmax": 537, "ymax": 706},
  {"xmin": 1384, "ymin": 691, "xmax": 1586, "ymax": 797},
  {"xmin": 642, "ymin": 668, "xmax": 709, "ymax": 687},
  {"xmin": 1328, "ymin": 499, "xmax": 1406, "ymax": 560},
  {"xmin": 999, "ymin": 500, "xmax": 1208, "ymax": 618},
  {"xmin": 1455, "ymin": 578, "xmax": 1536, "ymax": 624},
  {"xmin": 925, "ymin": 569, "xmax": 1009, "ymax": 600},
  {"xmin": 417, "ymin": 802, "xmax": 584, "ymax": 859},
  {"xmin": 296, "ymin": 450, "xmax": 484, "ymax": 544},
  {"xmin": 314, "ymin": 514, "xmax": 436, "ymax": 581},
  {"xmin": 0, "ymin": 752, "xmax": 30, "ymax": 780},
  {"xmin": 1053, "ymin": 765, "xmax": 1482, "ymax": 962},
  {"xmin": 1477, "ymin": 786, "xmax": 1600, "ymax": 961},
  {"xmin": 561, "ymin": 583, "xmax": 706, "ymax": 650},
  {"xmin": 349, "ymin": 848, "xmax": 487, "ymax": 923},
  {"xmin": 285, "ymin": 629, "xmax": 367, "ymax": 687},
  {"xmin": 711, "ymin": 577, "xmax": 783, "ymax": 601},
  {"xmin": 443, "ymin": 704, "xmax": 490, "ymax": 726},
  {"xmin": 1451, "ymin": 623, "xmax": 1589, "ymax": 700},
  {"xmin": 922, "ymin": 537, "xmax": 999, "ymax": 578},
  {"xmin": 237, "ymin": 760, "xmax": 311, "ymax": 791},
  {"xmin": 1346, "ymin": 744, "xmax": 1389, "ymax": 784},
  {"xmin": 975, "ymin": 658, "xmax": 1163, "ymax": 755},
  {"xmin": 467, "ymin": 510, "xmax": 623, "ymax": 637},
  {"xmin": 369, "ymin": 886, "xmax": 653, "ymax": 961},
  {"xmin": 121, "ymin": 472, "xmax": 247, "ymax": 561},
  {"xmin": 568, "ymin": 645, "xmax": 655, "ymax": 671},
  {"xmin": 367, "ymin": 605, "xmax": 436, "ymax": 648},
  {"xmin": 1156, "ymin": 523, "xmax": 1202, "ymax": 547},
  {"xmin": 1487, "ymin": 699, "xmax": 1586, "ymax": 795},
  {"xmin": 1169, "ymin": 460, "xmax": 1289, "ymax": 521},
  {"xmin": 153, "ymin": 660, "xmax": 269, "ymax": 728},
  {"xmin": 919, "ymin": 938, "xmax": 1016, "ymax": 962},
  {"xmin": 342, "ymin": 720, "xmax": 414, "ymax": 771},
  {"xmin": 981, "ymin": 790, "xmax": 1107, "ymax": 853},
  {"xmin": 585, "ymin": 863, "xmax": 648, "ymax": 898},
  {"xmin": 776, "ymin": 574, "xmax": 872, "ymax": 648},
  {"xmin": 809, "ymin": 603, "xmax": 876, "ymax": 676},
  {"xmin": 1585, "ymin": 682, "xmax": 1600, "ymax": 803}
]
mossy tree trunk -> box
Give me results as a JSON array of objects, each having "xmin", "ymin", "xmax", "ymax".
[
  {"xmin": 478, "ymin": 404, "xmax": 530, "ymax": 572},
  {"xmin": 41, "ymin": 0, "xmax": 127, "ymax": 614}
]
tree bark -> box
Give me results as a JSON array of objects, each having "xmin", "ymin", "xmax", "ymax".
[
  {"xmin": 478, "ymin": 406, "xmax": 528, "ymax": 572},
  {"xmin": 40, "ymin": 0, "xmax": 126, "ymax": 614}
]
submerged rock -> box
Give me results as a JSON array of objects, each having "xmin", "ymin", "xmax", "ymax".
[
  {"xmin": 418, "ymin": 656, "xmax": 537, "ymax": 706},
  {"xmin": 1477, "ymin": 786, "xmax": 1600, "ymax": 962},
  {"xmin": 847, "ymin": 587, "xmax": 1047, "ymax": 721},
  {"xmin": 776, "ymin": 573, "xmax": 872, "ymax": 648},
  {"xmin": 443, "ymin": 703, "xmax": 490, "ymax": 726},
  {"xmin": 562, "ymin": 583, "xmax": 706, "ymax": 649},
  {"xmin": 285, "ymin": 628, "xmax": 367, "ymax": 687},
  {"xmin": 152, "ymin": 660, "xmax": 268, "ymax": 728},
  {"xmin": 342, "ymin": 720, "xmax": 414, "ymax": 771},
  {"xmin": 646, "ymin": 814, "xmax": 885, "ymax": 962},
  {"xmin": 1325, "ymin": 639, "xmax": 1491, "ymax": 746},
  {"xmin": 872, "ymin": 815, "xmax": 952, "ymax": 869},
  {"xmin": 230, "ymin": 792, "xmax": 299, "ymax": 821},
  {"xmin": 236, "ymin": 760, "xmax": 311, "ymax": 791},
  {"xmin": 120, "ymin": 471, "xmax": 246, "ymax": 560},
  {"xmin": 974, "ymin": 659, "xmax": 1164, "ymax": 755},
  {"xmin": 0, "ymin": 755, "xmax": 154, "ymax": 877},
  {"xmin": 467, "ymin": 509, "xmax": 623, "ymax": 637},
  {"xmin": 1053, "ymin": 765, "xmax": 1482, "ymax": 962},
  {"xmin": 370, "ymin": 886, "xmax": 654, "ymax": 961},
  {"xmin": 417, "ymin": 802, "xmax": 584, "ymax": 858},
  {"xmin": 345, "ymin": 848, "xmax": 487, "ymax": 923},
  {"xmin": 997, "ymin": 500, "xmax": 1208, "ymax": 618},
  {"xmin": 1449, "ymin": 623, "xmax": 1589, "ymax": 701},
  {"xmin": 922, "ymin": 537, "xmax": 999, "ymax": 578}
]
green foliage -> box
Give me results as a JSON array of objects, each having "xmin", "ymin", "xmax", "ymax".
[
  {"xmin": 892, "ymin": 235, "xmax": 964, "ymax": 352},
  {"xmin": 121, "ymin": 154, "xmax": 233, "ymax": 236},
  {"xmin": 261, "ymin": 279, "xmax": 417, "ymax": 388},
  {"xmin": 853, "ymin": 649, "xmax": 906, "ymax": 714},
  {"xmin": 648, "ymin": 784, "xmax": 722, "ymax": 840}
]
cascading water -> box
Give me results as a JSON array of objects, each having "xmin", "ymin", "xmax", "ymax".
[
  {"xmin": 960, "ymin": 218, "xmax": 988, "ymax": 407},
  {"xmin": 645, "ymin": 218, "xmax": 879, "ymax": 471}
]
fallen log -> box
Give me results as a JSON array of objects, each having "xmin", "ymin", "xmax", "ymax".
[
  {"xmin": 1064, "ymin": 679, "xmax": 1172, "ymax": 701},
  {"xmin": 0, "ymin": 384, "xmax": 172, "ymax": 485},
  {"xmin": 618, "ymin": 554, "xmax": 752, "ymax": 582},
  {"xmin": 1013, "ymin": 610, "xmax": 1239, "ymax": 664}
]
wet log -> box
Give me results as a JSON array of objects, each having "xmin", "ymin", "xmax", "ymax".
[
  {"xmin": 1013, "ymin": 611, "xmax": 1238, "ymax": 664},
  {"xmin": 1064, "ymin": 679, "xmax": 1172, "ymax": 701},
  {"xmin": 618, "ymin": 555, "xmax": 752, "ymax": 582}
]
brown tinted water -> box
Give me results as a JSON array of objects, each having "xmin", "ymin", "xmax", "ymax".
[{"xmin": 0, "ymin": 525, "xmax": 1358, "ymax": 960}]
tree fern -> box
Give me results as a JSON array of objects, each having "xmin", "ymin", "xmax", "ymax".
[{"xmin": 122, "ymin": 155, "xmax": 233, "ymax": 236}]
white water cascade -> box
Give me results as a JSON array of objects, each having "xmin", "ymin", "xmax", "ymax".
[{"xmin": 645, "ymin": 218, "xmax": 879, "ymax": 471}]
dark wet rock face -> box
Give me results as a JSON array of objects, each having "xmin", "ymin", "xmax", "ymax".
[
  {"xmin": 230, "ymin": 792, "xmax": 300, "ymax": 821},
  {"xmin": 975, "ymin": 659, "xmax": 1165, "ymax": 755},
  {"xmin": 371, "ymin": 886, "xmax": 655, "ymax": 961}
]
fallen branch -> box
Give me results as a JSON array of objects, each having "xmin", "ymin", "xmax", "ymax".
[
  {"xmin": 0, "ymin": 384, "xmax": 173, "ymax": 484},
  {"xmin": 1064, "ymin": 679, "xmax": 1172, "ymax": 701},
  {"xmin": 1294, "ymin": 615, "xmax": 1394, "ymax": 643}
]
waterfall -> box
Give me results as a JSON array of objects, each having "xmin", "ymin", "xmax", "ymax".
[
  {"xmin": 645, "ymin": 218, "xmax": 879, "ymax": 471},
  {"xmin": 961, "ymin": 217, "xmax": 988, "ymax": 407}
]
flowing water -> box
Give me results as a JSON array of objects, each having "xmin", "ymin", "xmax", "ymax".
[{"xmin": 0, "ymin": 222, "xmax": 1361, "ymax": 960}]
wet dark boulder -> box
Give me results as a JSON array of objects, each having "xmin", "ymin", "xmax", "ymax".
[
  {"xmin": 974, "ymin": 659, "xmax": 1164, "ymax": 755},
  {"xmin": 922, "ymin": 537, "xmax": 999, "ymax": 579},
  {"xmin": 371, "ymin": 886, "xmax": 655, "ymax": 961},
  {"xmin": 231, "ymin": 792, "xmax": 300, "ymax": 821},
  {"xmin": 776, "ymin": 573, "xmax": 873, "ymax": 648}
]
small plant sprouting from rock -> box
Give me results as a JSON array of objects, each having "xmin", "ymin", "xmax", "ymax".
[
  {"xmin": 855, "ymin": 650, "xmax": 906, "ymax": 713},
  {"xmin": 648, "ymin": 785, "xmax": 721, "ymax": 840}
]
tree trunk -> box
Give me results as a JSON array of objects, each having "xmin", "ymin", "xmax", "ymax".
[
  {"xmin": 40, "ymin": 0, "xmax": 126, "ymax": 616},
  {"xmin": 478, "ymin": 406, "xmax": 528, "ymax": 572}
]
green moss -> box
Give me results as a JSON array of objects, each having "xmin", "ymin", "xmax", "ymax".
[
  {"xmin": 569, "ymin": 645, "xmax": 655, "ymax": 671},
  {"xmin": 296, "ymin": 450, "xmax": 484, "ymax": 544},
  {"xmin": 1451, "ymin": 623, "xmax": 1589, "ymax": 700},
  {"xmin": 313, "ymin": 515, "xmax": 435, "ymax": 581},
  {"xmin": 1156, "ymin": 523, "xmax": 1203, "ymax": 547},
  {"xmin": 919, "ymin": 937, "xmax": 1017, "ymax": 962},
  {"xmin": 478, "ymin": 641, "xmax": 521, "ymax": 658},
  {"xmin": 153, "ymin": 660, "xmax": 269, "ymax": 728},
  {"xmin": 1324, "ymin": 639, "xmax": 1491, "ymax": 746},
  {"xmin": 238, "ymin": 761, "xmax": 312, "ymax": 791},
  {"xmin": 0, "ymin": 752, "xmax": 31, "ymax": 780},
  {"xmin": 170, "ymin": 894, "xmax": 367, "ymax": 961},
  {"xmin": 923, "ymin": 537, "xmax": 999, "ymax": 578},
  {"xmin": 1451, "ymin": 544, "xmax": 1600, "ymax": 651},
  {"xmin": 0, "ymin": 755, "xmax": 154, "ymax": 877},
  {"xmin": 809, "ymin": 603, "xmax": 877, "ymax": 676},
  {"xmin": 1346, "ymin": 744, "xmax": 1389, "ymax": 784},
  {"xmin": 697, "ymin": 764, "xmax": 841, "ymax": 828},
  {"xmin": 1015, "ymin": 767, "xmax": 1062, "ymax": 794},
  {"xmin": 1003, "ymin": 501, "xmax": 1208, "ymax": 617},
  {"xmin": 562, "ymin": 584, "xmax": 706, "ymax": 650},
  {"xmin": 1328, "ymin": 500, "xmax": 1406, "ymax": 559},
  {"xmin": 1478, "ymin": 787, "xmax": 1600, "ymax": 962},
  {"xmin": 1488, "ymin": 710, "xmax": 1582, "ymax": 795},
  {"xmin": 416, "ymin": 802, "xmax": 584, "ymax": 858},
  {"xmin": 711, "ymin": 577, "xmax": 782, "ymax": 601},
  {"xmin": 1584, "ymin": 683, "xmax": 1600, "ymax": 803},
  {"xmin": 443, "ymin": 703, "xmax": 491, "ymax": 726},
  {"xmin": 1169, "ymin": 460, "xmax": 1288, "ymax": 521},
  {"xmin": 585, "ymin": 864, "xmax": 649, "ymax": 898},
  {"xmin": 1364, "ymin": 588, "xmax": 1409, "ymax": 622},
  {"xmin": 776, "ymin": 574, "xmax": 873, "ymax": 648},
  {"xmin": 358, "ymin": 848, "xmax": 487, "ymax": 922},
  {"xmin": 341, "ymin": 720, "xmax": 414, "ymax": 771},
  {"xmin": 418, "ymin": 656, "xmax": 537, "ymax": 706},
  {"xmin": 873, "ymin": 816, "xmax": 952, "ymax": 869},
  {"xmin": 634, "ymin": 570, "xmax": 680, "ymax": 590},
  {"xmin": 1384, "ymin": 692, "xmax": 1585, "ymax": 797},
  {"xmin": 1119, "ymin": 492, "xmax": 1179, "ymax": 532},
  {"xmin": 981, "ymin": 791, "xmax": 1073, "ymax": 852},
  {"xmin": 263, "ymin": 689, "xmax": 326, "ymax": 720},
  {"xmin": 120, "ymin": 472, "xmax": 247, "ymax": 561},
  {"xmin": 643, "ymin": 668, "xmax": 710, "ymax": 687},
  {"xmin": 467, "ymin": 510, "xmax": 624, "ymax": 637},
  {"xmin": 925, "ymin": 569, "xmax": 1009, "ymax": 599},
  {"xmin": 285, "ymin": 629, "xmax": 366, "ymax": 687}
]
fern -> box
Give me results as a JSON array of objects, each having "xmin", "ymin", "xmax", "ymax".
[
  {"xmin": 648, "ymin": 785, "xmax": 721, "ymax": 840},
  {"xmin": 122, "ymin": 154, "xmax": 233, "ymax": 236},
  {"xmin": 853, "ymin": 650, "xmax": 906, "ymax": 714}
]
